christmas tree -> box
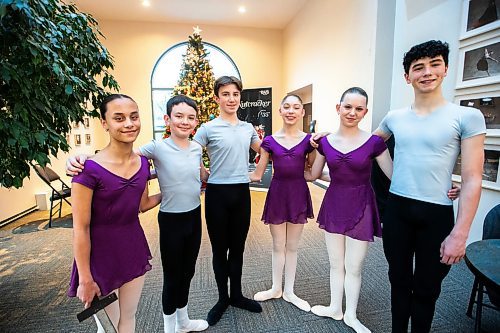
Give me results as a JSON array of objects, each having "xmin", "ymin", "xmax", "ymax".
[{"xmin": 164, "ymin": 26, "xmax": 219, "ymax": 140}]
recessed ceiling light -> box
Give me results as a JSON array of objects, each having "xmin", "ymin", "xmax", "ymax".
[
  {"xmin": 142, "ymin": 0, "xmax": 151, "ymax": 7},
  {"xmin": 238, "ymin": 6, "xmax": 246, "ymax": 13}
]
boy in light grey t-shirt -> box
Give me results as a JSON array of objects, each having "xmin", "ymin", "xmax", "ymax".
[
  {"xmin": 374, "ymin": 40, "xmax": 486, "ymax": 333},
  {"xmin": 193, "ymin": 76, "xmax": 262, "ymax": 326},
  {"xmin": 141, "ymin": 95, "xmax": 209, "ymax": 333}
]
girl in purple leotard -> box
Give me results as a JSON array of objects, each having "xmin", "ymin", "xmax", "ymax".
[
  {"xmin": 249, "ymin": 94, "xmax": 316, "ymax": 312},
  {"xmin": 306, "ymin": 87, "xmax": 393, "ymax": 333},
  {"xmin": 69, "ymin": 94, "xmax": 161, "ymax": 332}
]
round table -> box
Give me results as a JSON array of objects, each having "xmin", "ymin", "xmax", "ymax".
[{"xmin": 464, "ymin": 239, "xmax": 500, "ymax": 332}]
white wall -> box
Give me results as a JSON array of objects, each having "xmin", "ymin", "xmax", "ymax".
[
  {"xmin": 0, "ymin": 116, "xmax": 103, "ymax": 222},
  {"xmin": 388, "ymin": 0, "xmax": 462, "ymax": 110},
  {"xmin": 283, "ymin": 0, "xmax": 378, "ymax": 134}
]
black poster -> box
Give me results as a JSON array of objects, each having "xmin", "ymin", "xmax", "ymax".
[
  {"xmin": 238, "ymin": 87, "xmax": 273, "ymax": 189},
  {"xmin": 238, "ymin": 87, "xmax": 272, "ymax": 163}
]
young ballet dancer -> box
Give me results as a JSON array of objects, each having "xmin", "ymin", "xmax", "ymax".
[
  {"xmin": 66, "ymin": 95, "xmax": 209, "ymax": 333},
  {"xmin": 307, "ymin": 87, "xmax": 393, "ymax": 333},
  {"xmin": 139, "ymin": 95, "xmax": 208, "ymax": 333},
  {"xmin": 249, "ymin": 94, "xmax": 315, "ymax": 312},
  {"xmin": 68, "ymin": 94, "xmax": 161, "ymax": 332},
  {"xmin": 375, "ymin": 40, "xmax": 485, "ymax": 332},
  {"xmin": 193, "ymin": 76, "xmax": 262, "ymax": 325}
]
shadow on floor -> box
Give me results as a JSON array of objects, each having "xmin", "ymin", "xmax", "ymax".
[{"xmin": 11, "ymin": 215, "xmax": 73, "ymax": 234}]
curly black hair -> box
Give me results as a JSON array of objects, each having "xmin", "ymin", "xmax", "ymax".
[{"xmin": 403, "ymin": 40, "xmax": 449, "ymax": 74}]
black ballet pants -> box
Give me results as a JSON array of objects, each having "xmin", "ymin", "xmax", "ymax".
[
  {"xmin": 382, "ymin": 193, "xmax": 454, "ymax": 333},
  {"xmin": 204, "ymin": 183, "xmax": 251, "ymax": 301},
  {"xmin": 158, "ymin": 206, "xmax": 202, "ymax": 315}
]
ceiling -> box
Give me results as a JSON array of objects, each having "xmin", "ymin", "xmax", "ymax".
[{"xmin": 70, "ymin": 0, "xmax": 309, "ymax": 29}]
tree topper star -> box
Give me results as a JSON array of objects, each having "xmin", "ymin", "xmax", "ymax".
[{"xmin": 193, "ymin": 26, "xmax": 202, "ymax": 35}]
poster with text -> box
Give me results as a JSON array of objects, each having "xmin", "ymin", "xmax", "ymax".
[{"xmin": 238, "ymin": 87, "xmax": 272, "ymax": 189}]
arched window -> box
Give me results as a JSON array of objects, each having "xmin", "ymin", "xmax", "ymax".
[{"xmin": 150, "ymin": 42, "xmax": 240, "ymax": 139}]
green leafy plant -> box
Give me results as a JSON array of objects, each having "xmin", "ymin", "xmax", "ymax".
[{"xmin": 0, "ymin": 0, "xmax": 119, "ymax": 188}]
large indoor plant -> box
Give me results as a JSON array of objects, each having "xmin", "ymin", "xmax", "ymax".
[{"xmin": 0, "ymin": 0, "xmax": 119, "ymax": 188}]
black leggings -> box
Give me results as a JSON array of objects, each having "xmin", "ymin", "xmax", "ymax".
[
  {"xmin": 205, "ymin": 183, "xmax": 251, "ymax": 300},
  {"xmin": 158, "ymin": 206, "xmax": 202, "ymax": 315},
  {"xmin": 382, "ymin": 193, "xmax": 454, "ymax": 333}
]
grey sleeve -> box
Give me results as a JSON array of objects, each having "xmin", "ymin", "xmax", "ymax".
[
  {"xmin": 139, "ymin": 140, "xmax": 157, "ymax": 159},
  {"xmin": 250, "ymin": 127, "xmax": 260, "ymax": 144},
  {"xmin": 193, "ymin": 124, "xmax": 208, "ymax": 147},
  {"xmin": 377, "ymin": 113, "xmax": 392, "ymax": 135},
  {"xmin": 461, "ymin": 107, "xmax": 487, "ymax": 139}
]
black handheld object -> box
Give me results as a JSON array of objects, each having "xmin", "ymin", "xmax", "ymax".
[
  {"xmin": 309, "ymin": 120, "xmax": 317, "ymax": 134},
  {"xmin": 76, "ymin": 293, "xmax": 118, "ymax": 322}
]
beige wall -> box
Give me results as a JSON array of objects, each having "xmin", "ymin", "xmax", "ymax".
[
  {"xmin": 1, "ymin": 20, "xmax": 284, "ymax": 221},
  {"xmin": 283, "ymin": 0, "xmax": 378, "ymax": 133}
]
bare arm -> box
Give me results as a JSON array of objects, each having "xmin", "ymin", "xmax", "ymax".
[
  {"xmin": 375, "ymin": 149, "xmax": 393, "ymax": 180},
  {"xmin": 305, "ymin": 153, "xmax": 326, "ymax": 181},
  {"xmin": 373, "ymin": 127, "xmax": 392, "ymax": 141},
  {"xmin": 249, "ymin": 149, "xmax": 270, "ymax": 182},
  {"xmin": 250, "ymin": 139, "xmax": 262, "ymax": 153},
  {"xmin": 139, "ymin": 183, "xmax": 162, "ymax": 213},
  {"xmin": 309, "ymin": 132, "xmax": 329, "ymax": 148},
  {"xmin": 72, "ymin": 183, "xmax": 101, "ymax": 308},
  {"xmin": 66, "ymin": 154, "xmax": 91, "ymax": 176},
  {"xmin": 440, "ymin": 134, "xmax": 485, "ymax": 265},
  {"xmin": 200, "ymin": 163, "xmax": 210, "ymax": 182},
  {"xmin": 306, "ymin": 150, "xmax": 316, "ymax": 170}
]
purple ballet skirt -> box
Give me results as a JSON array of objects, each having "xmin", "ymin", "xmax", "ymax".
[
  {"xmin": 261, "ymin": 134, "xmax": 314, "ymax": 225},
  {"xmin": 68, "ymin": 156, "xmax": 152, "ymax": 297},
  {"xmin": 317, "ymin": 135, "xmax": 387, "ymax": 241}
]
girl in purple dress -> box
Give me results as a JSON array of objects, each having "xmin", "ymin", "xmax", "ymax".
[
  {"xmin": 306, "ymin": 87, "xmax": 392, "ymax": 333},
  {"xmin": 250, "ymin": 94, "xmax": 316, "ymax": 312},
  {"xmin": 69, "ymin": 94, "xmax": 161, "ymax": 332}
]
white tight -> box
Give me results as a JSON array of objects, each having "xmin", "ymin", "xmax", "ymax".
[
  {"xmin": 99, "ymin": 275, "xmax": 145, "ymax": 333},
  {"xmin": 325, "ymin": 232, "xmax": 368, "ymax": 318},
  {"xmin": 311, "ymin": 232, "xmax": 371, "ymax": 333},
  {"xmin": 254, "ymin": 223, "xmax": 310, "ymax": 311},
  {"xmin": 269, "ymin": 223, "xmax": 304, "ymax": 295}
]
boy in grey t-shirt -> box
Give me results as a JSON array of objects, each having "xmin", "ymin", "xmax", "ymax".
[
  {"xmin": 140, "ymin": 95, "xmax": 209, "ymax": 333},
  {"xmin": 193, "ymin": 76, "xmax": 262, "ymax": 326},
  {"xmin": 374, "ymin": 40, "xmax": 486, "ymax": 333}
]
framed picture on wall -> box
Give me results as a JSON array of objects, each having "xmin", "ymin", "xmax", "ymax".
[
  {"xmin": 460, "ymin": 0, "xmax": 500, "ymax": 40},
  {"xmin": 83, "ymin": 117, "xmax": 90, "ymax": 128},
  {"xmin": 456, "ymin": 35, "xmax": 500, "ymax": 89},
  {"xmin": 453, "ymin": 148, "xmax": 500, "ymax": 187},
  {"xmin": 74, "ymin": 134, "xmax": 81, "ymax": 146},
  {"xmin": 85, "ymin": 134, "xmax": 91, "ymax": 145},
  {"xmin": 455, "ymin": 90, "xmax": 500, "ymax": 136}
]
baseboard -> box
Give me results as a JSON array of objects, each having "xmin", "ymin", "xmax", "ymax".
[{"xmin": 0, "ymin": 206, "xmax": 37, "ymax": 228}]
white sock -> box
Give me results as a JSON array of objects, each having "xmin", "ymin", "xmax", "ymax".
[
  {"xmin": 311, "ymin": 305, "xmax": 343, "ymax": 320},
  {"xmin": 176, "ymin": 305, "xmax": 208, "ymax": 333},
  {"xmin": 163, "ymin": 312, "xmax": 176, "ymax": 333},
  {"xmin": 344, "ymin": 314, "xmax": 371, "ymax": 333},
  {"xmin": 253, "ymin": 288, "xmax": 282, "ymax": 301},
  {"xmin": 283, "ymin": 292, "xmax": 311, "ymax": 312},
  {"xmin": 94, "ymin": 315, "xmax": 105, "ymax": 333}
]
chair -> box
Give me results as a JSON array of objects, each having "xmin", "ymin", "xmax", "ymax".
[
  {"xmin": 466, "ymin": 204, "xmax": 500, "ymax": 327},
  {"xmin": 32, "ymin": 164, "xmax": 72, "ymax": 227}
]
